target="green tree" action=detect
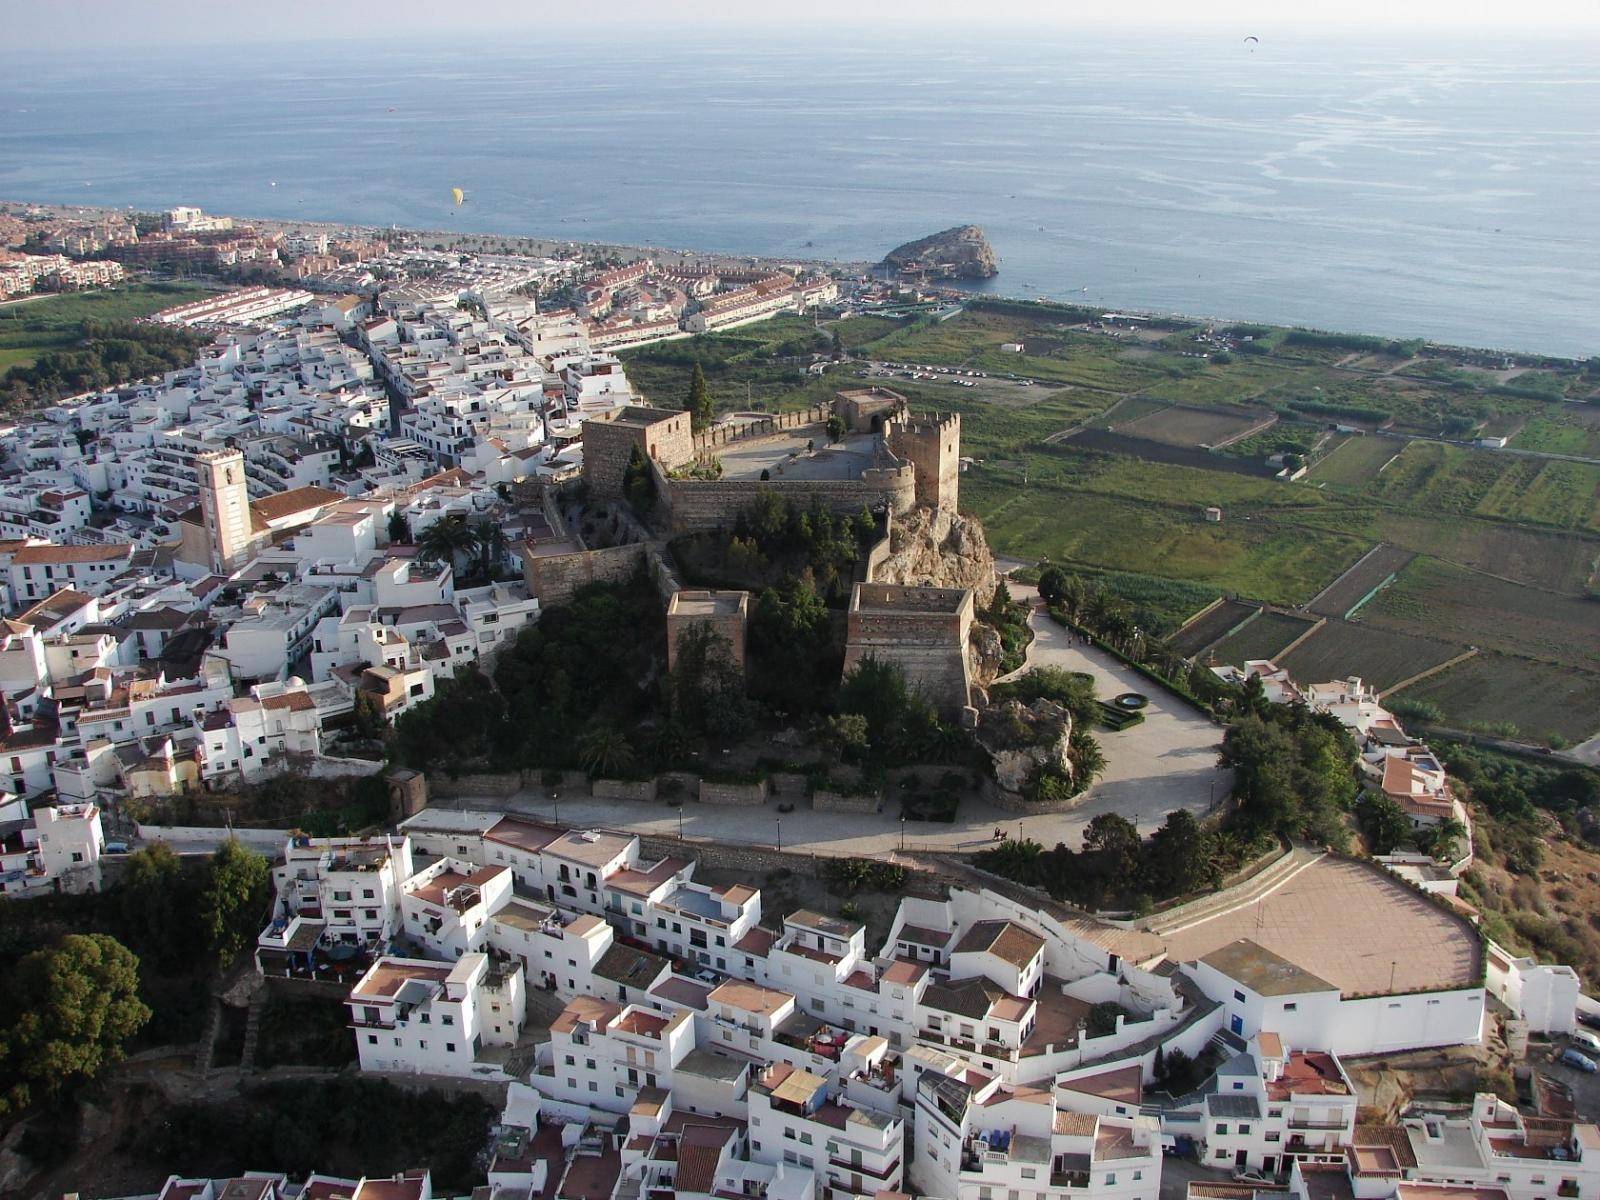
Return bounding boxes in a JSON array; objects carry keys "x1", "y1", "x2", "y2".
[
  {"x1": 386, "y1": 509, "x2": 412, "y2": 544},
  {"x1": 0, "y1": 933, "x2": 151, "y2": 1115},
  {"x1": 1067, "y1": 728, "x2": 1108, "y2": 787},
  {"x1": 1356, "y1": 793, "x2": 1412, "y2": 855},
  {"x1": 200, "y1": 840, "x2": 270, "y2": 967},
  {"x1": 117, "y1": 844, "x2": 190, "y2": 971},
  {"x1": 687, "y1": 361, "x2": 714, "y2": 432},
  {"x1": 1037, "y1": 563, "x2": 1068, "y2": 607},
  {"x1": 1143, "y1": 810, "x2": 1219, "y2": 897},
  {"x1": 415, "y1": 514, "x2": 477, "y2": 568},
  {"x1": 622, "y1": 445, "x2": 657, "y2": 516},
  {"x1": 352, "y1": 689, "x2": 389, "y2": 743},
  {"x1": 826, "y1": 415, "x2": 845, "y2": 442},
  {"x1": 579, "y1": 721, "x2": 638, "y2": 777}
]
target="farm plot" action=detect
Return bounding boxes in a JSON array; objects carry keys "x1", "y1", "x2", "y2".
[
  {"x1": 1118, "y1": 403, "x2": 1271, "y2": 448},
  {"x1": 964, "y1": 481, "x2": 1366, "y2": 607},
  {"x1": 1306, "y1": 434, "x2": 1403, "y2": 488},
  {"x1": 1306, "y1": 543, "x2": 1416, "y2": 618},
  {"x1": 1361, "y1": 557, "x2": 1600, "y2": 672},
  {"x1": 1511, "y1": 416, "x2": 1600, "y2": 458},
  {"x1": 1477, "y1": 459, "x2": 1600, "y2": 533},
  {"x1": 1061, "y1": 430, "x2": 1280, "y2": 477},
  {"x1": 1280, "y1": 617, "x2": 1462, "y2": 692},
  {"x1": 1367, "y1": 514, "x2": 1600, "y2": 595},
  {"x1": 1371, "y1": 441, "x2": 1510, "y2": 516},
  {"x1": 1092, "y1": 396, "x2": 1173, "y2": 430},
  {"x1": 1207, "y1": 610, "x2": 1321, "y2": 667},
  {"x1": 1392, "y1": 653, "x2": 1600, "y2": 744},
  {"x1": 1170, "y1": 599, "x2": 1261, "y2": 658}
]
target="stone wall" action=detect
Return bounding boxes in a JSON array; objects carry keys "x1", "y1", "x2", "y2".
[
  {"x1": 693, "y1": 404, "x2": 830, "y2": 459},
  {"x1": 699, "y1": 778, "x2": 767, "y2": 806},
  {"x1": 428, "y1": 771, "x2": 524, "y2": 798},
  {"x1": 843, "y1": 583, "x2": 975, "y2": 716},
  {"x1": 583, "y1": 406, "x2": 695, "y2": 498},
  {"x1": 593, "y1": 778, "x2": 657, "y2": 802},
  {"x1": 521, "y1": 541, "x2": 648, "y2": 606},
  {"x1": 813, "y1": 788, "x2": 882, "y2": 814},
  {"x1": 888, "y1": 412, "x2": 961, "y2": 511},
  {"x1": 655, "y1": 461, "x2": 917, "y2": 534}
]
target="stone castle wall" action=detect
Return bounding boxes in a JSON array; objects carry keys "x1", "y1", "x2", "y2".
[
  {"x1": 649, "y1": 457, "x2": 916, "y2": 534},
  {"x1": 843, "y1": 585, "x2": 975, "y2": 716},
  {"x1": 583, "y1": 407, "x2": 695, "y2": 498},
  {"x1": 693, "y1": 404, "x2": 831, "y2": 460},
  {"x1": 522, "y1": 541, "x2": 649, "y2": 606},
  {"x1": 888, "y1": 411, "x2": 961, "y2": 512}
]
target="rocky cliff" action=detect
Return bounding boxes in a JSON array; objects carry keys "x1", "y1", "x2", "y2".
[
  {"x1": 876, "y1": 507, "x2": 998, "y2": 609},
  {"x1": 975, "y1": 698, "x2": 1074, "y2": 794},
  {"x1": 878, "y1": 225, "x2": 999, "y2": 281}
]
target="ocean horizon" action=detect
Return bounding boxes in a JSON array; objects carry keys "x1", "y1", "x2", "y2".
[{"x1": 2, "y1": 28, "x2": 1597, "y2": 356}]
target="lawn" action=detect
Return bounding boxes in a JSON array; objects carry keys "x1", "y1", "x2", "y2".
[
  {"x1": 0, "y1": 281, "x2": 215, "y2": 371},
  {"x1": 1391, "y1": 652, "x2": 1600, "y2": 743},
  {"x1": 1361, "y1": 556, "x2": 1600, "y2": 672},
  {"x1": 1279, "y1": 617, "x2": 1462, "y2": 692}
]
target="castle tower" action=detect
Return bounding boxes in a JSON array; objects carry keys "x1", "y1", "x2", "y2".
[
  {"x1": 888, "y1": 412, "x2": 961, "y2": 512},
  {"x1": 195, "y1": 447, "x2": 253, "y2": 573}
]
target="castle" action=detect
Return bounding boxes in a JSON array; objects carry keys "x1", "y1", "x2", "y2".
[{"x1": 532, "y1": 388, "x2": 980, "y2": 715}]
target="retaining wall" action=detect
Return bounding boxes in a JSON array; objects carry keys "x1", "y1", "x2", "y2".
[
  {"x1": 593, "y1": 778, "x2": 657, "y2": 802},
  {"x1": 812, "y1": 789, "x2": 881, "y2": 814},
  {"x1": 521, "y1": 541, "x2": 649, "y2": 607},
  {"x1": 699, "y1": 779, "x2": 767, "y2": 806}
]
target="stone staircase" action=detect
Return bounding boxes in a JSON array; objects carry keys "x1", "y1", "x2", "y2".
[
  {"x1": 238, "y1": 992, "x2": 266, "y2": 1073},
  {"x1": 1143, "y1": 845, "x2": 1325, "y2": 939},
  {"x1": 193, "y1": 995, "x2": 223, "y2": 1073}
]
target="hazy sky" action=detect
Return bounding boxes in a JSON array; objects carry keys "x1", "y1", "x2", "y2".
[{"x1": 4, "y1": 0, "x2": 1598, "y2": 50}]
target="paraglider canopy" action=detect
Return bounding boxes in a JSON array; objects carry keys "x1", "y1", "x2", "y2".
[
  {"x1": 1243, "y1": 35, "x2": 1260, "y2": 47},
  {"x1": 451, "y1": 187, "x2": 465, "y2": 205}
]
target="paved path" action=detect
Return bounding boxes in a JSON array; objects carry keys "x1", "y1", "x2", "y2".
[{"x1": 448, "y1": 592, "x2": 1231, "y2": 855}]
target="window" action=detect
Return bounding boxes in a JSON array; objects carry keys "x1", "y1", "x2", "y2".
[
  {"x1": 1240, "y1": 1124, "x2": 1252, "y2": 1135},
  {"x1": 1233, "y1": 990, "x2": 1246, "y2": 1002},
  {"x1": 1215, "y1": 1150, "x2": 1229, "y2": 1161},
  {"x1": 1215, "y1": 1123, "x2": 1228, "y2": 1135},
  {"x1": 1106, "y1": 1174, "x2": 1116, "y2": 1186},
  {"x1": 445, "y1": 1042, "x2": 456, "y2": 1053},
  {"x1": 1283, "y1": 1002, "x2": 1297, "y2": 1012},
  {"x1": 442, "y1": 1014, "x2": 454, "y2": 1026},
  {"x1": 367, "y1": 1034, "x2": 377, "y2": 1044}
]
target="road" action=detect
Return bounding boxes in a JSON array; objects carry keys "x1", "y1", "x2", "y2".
[{"x1": 446, "y1": 592, "x2": 1230, "y2": 855}]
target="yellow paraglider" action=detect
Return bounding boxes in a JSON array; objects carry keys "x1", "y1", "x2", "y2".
[{"x1": 451, "y1": 187, "x2": 465, "y2": 206}]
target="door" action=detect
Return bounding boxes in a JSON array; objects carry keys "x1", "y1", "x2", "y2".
[
  {"x1": 1261, "y1": 1156, "x2": 1276, "y2": 1175},
  {"x1": 1235, "y1": 1150, "x2": 1248, "y2": 1168},
  {"x1": 1230, "y1": 1014, "x2": 1244, "y2": 1035}
]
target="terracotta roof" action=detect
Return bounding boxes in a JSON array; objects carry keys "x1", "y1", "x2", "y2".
[
  {"x1": 953, "y1": 919, "x2": 1046, "y2": 968},
  {"x1": 10, "y1": 543, "x2": 131, "y2": 564},
  {"x1": 675, "y1": 1125, "x2": 733, "y2": 1193},
  {"x1": 251, "y1": 485, "x2": 345, "y2": 524}
]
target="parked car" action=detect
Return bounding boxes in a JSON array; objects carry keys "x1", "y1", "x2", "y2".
[
  {"x1": 1572, "y1": 1030, "x2": 1600, "y2": 1055},
  {"x1": 1559, "y1": 1048, "x2": 1597, "y2": 1073},
  {"x1": 1578, "y1": 1009, "x2": 1600, "y2": 1031},
  {"x1": 104, "y1": 841, "x2": 129, "y2": 854}
]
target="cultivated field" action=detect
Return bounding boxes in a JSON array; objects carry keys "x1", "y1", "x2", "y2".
[
  {"x1": 1307, "y1": 434, "x2": 1404, "y2": 488},
  {"x1": 1118, "y1": 403, "x2": 1270, "y2": 448},
  {"x1": 1169, "y1": 599, "x2": 1260, "y2": 658},
  {"x1": 1306, "y1": 543, "x2": 1417, "y2": 618},
  {"x1": 1362, "y1": 557, "x2": 1600, "y2": 672},
  {"x1": 1280, "y1": 617, "x2": 1462, "y2": 692},
  {"x1": 1207, "y1": 609, "x2": 1321, "y2": 667},
  {"x1": 1392, "y1": 652, "x2": 1600, "y2": 744},
  {"x1": 0, "y1": 281, "x2": 214, "y2": 371}
]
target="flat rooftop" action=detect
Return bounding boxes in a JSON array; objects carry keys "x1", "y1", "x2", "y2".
[
  {"x1": 719, "y1": 429, "x2": 882, "y2": 482},
  {"x1": 669, "y1": 590, "x2": 747, "y2": 618},
  {"x1": 592, "y1": 404, "x2": 681, "y2": 428},
  {"x1": 1160, "y1": 856, "x2": 1481, "y2": 997},
  {"x1": 852, "y1": 582, "x2": 972, "y2": 613}
]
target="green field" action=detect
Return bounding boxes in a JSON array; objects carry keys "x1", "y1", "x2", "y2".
[
  {"x1": 0, "y1": 281, "x2": 215, "y2": 371},
  {"x1": 1362, "y1": 556, "x2": 1600, "y2": 672},
  {"x1": 621, "y1": 301, "x2": 1600, "y2": 740},
  {"x1": 1509, "y1": 416, "x2": 1600, "y2": 458},
  {"x1": 1207, "y1": 609, "x2": 1320, "y2": 666},
  {"x1": 1392, "y1": 652, "x2": 1600, "y2": 744}
]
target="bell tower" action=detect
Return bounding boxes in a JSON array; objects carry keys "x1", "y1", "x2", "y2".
[{"x1": 196, "y1": 448, "x2": 252, "y2": 573}]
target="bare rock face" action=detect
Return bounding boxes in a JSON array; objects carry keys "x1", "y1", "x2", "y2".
[
  {"x1": 968, "y1": 622, "x2": 1004, "y2": 693},
  {"x1": 975, "y1": 697, "x2": 1074, "y2": 794},
  {"x1": 876, "y1": 507, "x2": 998, "y2": 609},
  {"x1": 879, "y1": 225, "x2": 999, "y2": 281}
]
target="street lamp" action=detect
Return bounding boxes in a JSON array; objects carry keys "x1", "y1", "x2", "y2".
[
  {"x1": 677, "y1": 805, "x2": 684, "y2": 840},
  {"x1": 776, "y1": 817, "x2": 782, "y2": 851},
  {"x1": 552, "y1": 788, "x2": 560, "y2": 826},
  {"x1": 900, "y1": 814, "x2": 907, "y2": 852}
]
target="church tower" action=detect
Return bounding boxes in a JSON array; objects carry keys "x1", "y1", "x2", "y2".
[{"x1": 196, "y1": 448, "x2": 252, "y2": 573}]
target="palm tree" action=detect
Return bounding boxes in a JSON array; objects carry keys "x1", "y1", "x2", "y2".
[
  {"x1": 579, "y1": 721, "x2": 637, "y2": 778},
  {"x1": 1068, "y1": 729, "x2": 1108, "y2": 788},
  {"x1": 472, "y1": 517, "x2": 503, "y2": 578},
  {"x1": 416, "y1": 514, "x2": 477, "y2": 570},
  {"x1": 1056, "y1": 575, "x2": 1088, "y2": 622}
]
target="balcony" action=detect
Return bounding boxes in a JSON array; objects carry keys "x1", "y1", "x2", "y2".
[
  {"x1": 1289, "y1": 1117, "x2": 1351, "y2": 1131},
  {"x1": 1051, "y1": 1170, "x2": 1091, "y2": 1189}
]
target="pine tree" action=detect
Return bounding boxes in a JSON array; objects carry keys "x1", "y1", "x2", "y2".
[{"x1": 687, "y1": 361, "x2": 714, "y2": 432}]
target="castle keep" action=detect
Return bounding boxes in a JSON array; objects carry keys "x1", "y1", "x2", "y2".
[{"x1": 842, "y1": 582, "x2": 975, "y2": 717}]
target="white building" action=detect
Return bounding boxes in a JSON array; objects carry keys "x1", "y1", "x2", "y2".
[
  {"x1": 346, "y1": 952, "x2": 526, "y2": 1077},
  {"x1": 0, "y1": 796, "x2": 104, "y2": 896}
]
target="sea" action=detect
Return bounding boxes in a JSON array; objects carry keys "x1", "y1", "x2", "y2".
[{"x1": 1, "y1": 28, "x2": 1597, "y2": 357}]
